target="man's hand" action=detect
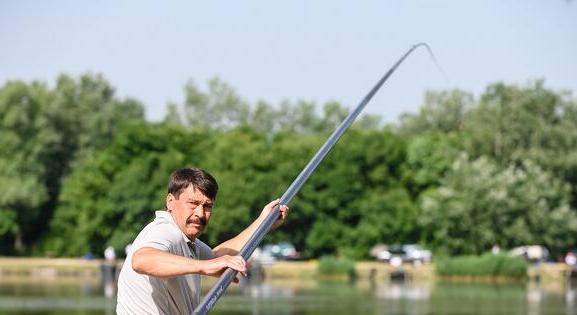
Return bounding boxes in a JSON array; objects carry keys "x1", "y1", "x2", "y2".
[
  {"x1": 260, "y1": 199, "x2": 289, "y2": 230},
  {"x1": 199, "y1": 255, "x2": 247, "y2": 283},
  {"x1": 212, "y1": 199, "x2": 290, "y2": 258}
]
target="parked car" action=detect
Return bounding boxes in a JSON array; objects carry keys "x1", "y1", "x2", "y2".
[
  {"x1": 264, "y1": 242, "x2": 301, "y2": 260},
  {"x1": 403, "y1": 244, "x2": 433, "y2": 263},
  {"x1": 251, "y1": 242, "x2": 301, "y2": 265},
  {"x1": 509, "y1": 245, "x2": 550, "y2": 263},
  {"x1": 250, "y1": 247, "x2": 277, "y2": 266},
  {"x1": 371, "y1": 244, "x2": 432, "y2": 265}
]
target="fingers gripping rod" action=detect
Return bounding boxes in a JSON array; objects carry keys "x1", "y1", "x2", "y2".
[{"x1": 194, "y1": 43, "x2": 433, "y2": 314}]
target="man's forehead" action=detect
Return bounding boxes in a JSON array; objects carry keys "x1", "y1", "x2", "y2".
[{"x1": 183, "y1": 185, "x2": 212, "y2": 201}]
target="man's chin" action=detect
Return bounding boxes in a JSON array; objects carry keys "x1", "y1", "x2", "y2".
[{"x1": 185, "y1": 226, "x2": 203, "y2": 239}]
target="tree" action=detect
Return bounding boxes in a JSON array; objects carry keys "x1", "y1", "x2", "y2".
[
  {"x1": 0, "y1": 81, "x2": 53, "y2": 253},
  {"x1": 170, "y1": 78, "x2": 250, "y2": 130},
  {"x1": 465, "y1": 80, "x2": 577, "y2": 210},
  {"x1": 299, "y1": 129, "x2": 409, "y2": 259},
  {"x1": 401, "y1": 132, "x2": 462, "y2": 198},
  {"x1": 398, "y1": 89, "x2": 473, "y2": 135},
  {"x1": 166, "y1": 77, "x2": 382, "y2": 136},
  {"x1": 419, "y1": 154, "x2": 577, "y2": 255},
  {"x1": 46, "y1": 122, "x2": 211, "y2": 256},
  {"x1": 0, "y1": 74, "x2": 144, "y2": 255},
  {"x1": 198, "y1": 127, "x2": 276, "y2": 245}
]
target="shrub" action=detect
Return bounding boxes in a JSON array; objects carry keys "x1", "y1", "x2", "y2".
[
  {"x1": 435, "y1": 254, "x2": 527, "y2": 279},
  {"x1": 318, "y1": 256, "x2": 356, "y2": 277}
]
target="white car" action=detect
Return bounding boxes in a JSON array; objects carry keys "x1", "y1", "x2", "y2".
[
  {"x1": 371, "y1": 244, "x2": 432, "y2": 265},
  {"x1": 509, "y1": 245, "x2": 550, "y2": 263}
]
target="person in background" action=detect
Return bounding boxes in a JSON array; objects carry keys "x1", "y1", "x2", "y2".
[{"x1": 104, "y1": 246, "x2": 116, "y2": 262}]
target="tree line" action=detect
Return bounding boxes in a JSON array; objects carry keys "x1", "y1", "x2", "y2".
[{"x1": 1, "y1": 74, "x2": 576, "y2": 259}]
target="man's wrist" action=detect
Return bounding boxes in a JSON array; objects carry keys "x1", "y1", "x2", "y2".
[{"x1": 189, "y1": 257, "x2": 206, "y2": 275}]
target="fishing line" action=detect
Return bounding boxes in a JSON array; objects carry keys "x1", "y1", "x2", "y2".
[{"x1": 420, "y1": 42, "x2": 450, "y2": 84}]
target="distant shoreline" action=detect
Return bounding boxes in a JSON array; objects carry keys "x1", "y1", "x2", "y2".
[
  {"x1": 0, "y1": 258, "x2": 573, "y2": 284},
  {"x1": 0, "y1": 257, "x2": 114, "y2": 278}
]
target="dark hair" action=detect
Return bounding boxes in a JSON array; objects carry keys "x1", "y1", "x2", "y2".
[{"x1": 167, "y1": 168, "x2": 218, "y2": 201}]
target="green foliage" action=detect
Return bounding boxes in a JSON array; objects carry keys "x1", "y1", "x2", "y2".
[
  {"x1": 0, "y1": 74, "x2": 144, "y2": 255},
  {"x1": 200, "y1": 128, "x2": 276, "y2": 245},
  {"x1": 398, "y1": 89, "x2": 473, "y2": 135},
  {"x1": 398, "y1": 81, "x2": 577, "y2": 255},
  {"x1": 401, "y1": 132, "x2": 462, "y2": 197},
  {"x1": 436, "y1": 254, "x2": 528, "y2": 279},
  {"x1": 318, "y1": 256, "x2": 356, "y2": 277},
  {"x1": 174, "y1": 78, "x2": 251, "y2": 130},
  {"x1": 464, "y1": 81, "x2": 577, "y2": 211},
  {"x1": 2, "y1": 74, "x2": 577, "y2": 260},
  {"x1": 45, "y1": 113, "x2": 406, "y2": 258},
  {"x1": 167, "y1": 76, "x2": 382, "y2": 135},
  {"x1": 464, "y1": 81, "x2": 577, "y2": 165},
  {"x1": 46, "y1": 122, "x2": 210, "y2": 256},
  {"x1": 301, "y1": 130, "x2": 411, "y2": 259},
  {"x1": 420, "y1": 154, "x2": 577, "y2": 255}
]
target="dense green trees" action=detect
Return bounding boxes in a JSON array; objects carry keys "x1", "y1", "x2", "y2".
[
  {"x1": 403, "y1": 80, "x2": 577, "y2": 256},
  {"x1": 0, "y1": 74, "x2": 144, "y2": 255},
  {"x1": 1, "y1": 74, "x2": 576, "y2": 259},
  {"x1": 419, "y1": 155, "x2": 577, "y2": 256}
]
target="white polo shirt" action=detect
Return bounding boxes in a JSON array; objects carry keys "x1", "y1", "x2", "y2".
[{"x1": 117, "y1": 211, "x2": 214, "y2": 315}]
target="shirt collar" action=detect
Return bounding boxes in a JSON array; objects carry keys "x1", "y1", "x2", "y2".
[{"x1": 155, "y1": 210, "x2": 196, "y2": 247}]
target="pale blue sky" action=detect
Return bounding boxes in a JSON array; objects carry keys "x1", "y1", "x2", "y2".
[{"x1": 1, "y1": 1, "x2": 576, "y2": 122}]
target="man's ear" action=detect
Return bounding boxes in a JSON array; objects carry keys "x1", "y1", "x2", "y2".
[{"x1": 166, "y1": 193, "x2": 175, "y2": 211}]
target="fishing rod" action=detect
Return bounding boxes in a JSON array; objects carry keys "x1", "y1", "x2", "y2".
[{"x1": 194, "y1": 42, "x2": 438, "y2": 315}]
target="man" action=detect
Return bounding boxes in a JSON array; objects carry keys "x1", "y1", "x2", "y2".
[{"x1": 117, "y1": 167, "x2": 288, "y2": 314}]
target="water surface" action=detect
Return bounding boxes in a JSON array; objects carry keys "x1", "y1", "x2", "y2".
[{"x1": 0, "y1": 276, "x2": 575, "y2": 314}]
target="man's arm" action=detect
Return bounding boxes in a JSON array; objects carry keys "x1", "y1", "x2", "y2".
[
  {"x1": 132, "y1": 247, "x2": 246, "y2": 279},
  {"x1": 213, "y1": 199, "x2": 288, "y2": 257}
]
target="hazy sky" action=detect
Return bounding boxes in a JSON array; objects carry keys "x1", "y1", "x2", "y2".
[{"x1": 1, "y1": 0, "x2": 576, "y2": 122}]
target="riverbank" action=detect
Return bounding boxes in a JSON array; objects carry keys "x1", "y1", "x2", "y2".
[
  {"x1": 262, "y1": 261, "x2": 575, "y2": 283},
  {"x1": 0, "y1": 258, "x2": 114, "y2": 278},
  {"x1": 0, "y1": 258, "x2": 573, "y2": 284},
  {"x1": 260, "y1": 261, "x2": 435, "y2": 281}
]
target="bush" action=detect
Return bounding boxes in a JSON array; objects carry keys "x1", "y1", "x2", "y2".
[
  {"x1": 318, "y1": 256, "x2": 356, "y2": 277},
  {"x1": 436, "y1": 254, "x2": 527, "y2": 279}
]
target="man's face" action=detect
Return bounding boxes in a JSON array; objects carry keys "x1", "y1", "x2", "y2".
[{"x1": 166, "y1": 185, "x2": 214, "y2": 240}]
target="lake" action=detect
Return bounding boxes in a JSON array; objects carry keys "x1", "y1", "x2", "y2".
[{"x1": 0, "y1": 276, "x2": 575, "y2": 314}]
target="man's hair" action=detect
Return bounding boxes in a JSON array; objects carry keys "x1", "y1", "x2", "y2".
[{"x1": 167, "y1": 168, "x2": 218, "y2": 200}]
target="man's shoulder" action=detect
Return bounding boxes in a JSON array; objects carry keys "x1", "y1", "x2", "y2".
[{"x1": 133, "y1": 212, "x2": 183, "y2": 247}]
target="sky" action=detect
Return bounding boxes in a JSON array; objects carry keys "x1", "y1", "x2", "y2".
[{"x1": 1, "y1": 0, "x2": 576, "y2": 123}]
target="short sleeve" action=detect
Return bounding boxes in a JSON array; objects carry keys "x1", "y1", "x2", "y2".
[
  {"x1": 132, "y1": 222, "x2": 180, "y2": 253},
  {"x1": 195, "y1": 239, "x2": 215, "y2": 260}
]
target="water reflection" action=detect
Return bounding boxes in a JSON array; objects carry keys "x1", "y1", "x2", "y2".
[
  {"x1": 371, "y1": 280, "x2": 432, "y2": 315},
  {"x1": 0, "y1": 274, "x2": 576, "y2": 314},
  {"x1": 375, "y1": 280, "x2": 431, "y2": 300},
  {"x1": 242, "y1": 281, "x2": 296, "y2": 299},
  {"x1": 565, "y1": 285, "x2": 577, "y2": 315}
]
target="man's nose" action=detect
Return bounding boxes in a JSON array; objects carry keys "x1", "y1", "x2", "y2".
[{"x1": 193, "y1": 203, "x2": 204, "y2": 216}]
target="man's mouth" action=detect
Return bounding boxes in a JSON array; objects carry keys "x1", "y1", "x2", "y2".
[{"x1": 187, "y1": 216, "x2": 206, "y2": 227}]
